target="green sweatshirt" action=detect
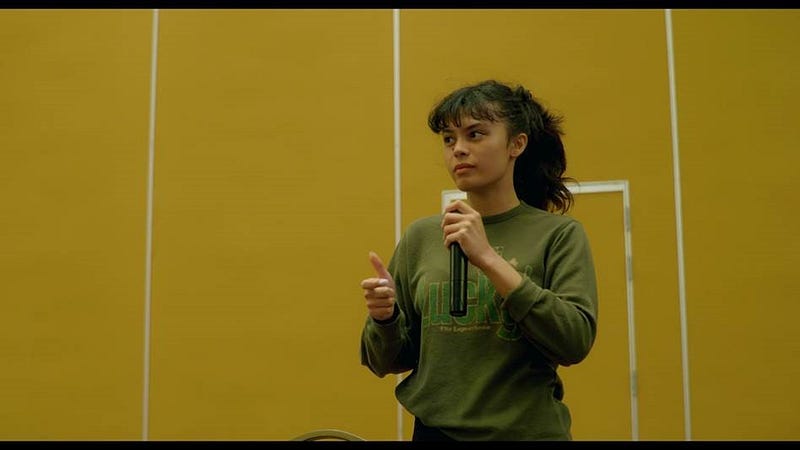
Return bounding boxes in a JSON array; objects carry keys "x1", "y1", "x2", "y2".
[{"x1": 360, "y1": 202, "x2": 598, "y2": 440}]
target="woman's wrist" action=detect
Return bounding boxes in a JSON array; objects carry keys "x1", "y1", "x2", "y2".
[{"x1": 477, "y1": 250, "x2": 523, "y2": 299}]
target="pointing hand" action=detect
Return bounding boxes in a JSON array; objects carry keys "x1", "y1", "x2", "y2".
[{"x1": 360, "y1": 251, "x2": 396, "y2": 321}]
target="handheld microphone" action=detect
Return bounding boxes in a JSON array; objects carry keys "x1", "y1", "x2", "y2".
[{"x1": 450, "y1": 242, "x2": 468, "y2": 317}]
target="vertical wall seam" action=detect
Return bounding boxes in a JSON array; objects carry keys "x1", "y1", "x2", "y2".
[
  {"x1": 142, "y1": 8, "x2": 160, "y2": 442},
  {"x1": 392, "y1": 8, "x2": 404, "y2": 442},
  {"x1": 621, "y1": 180, "x2": 639, "y2": 441},
  {"x1": 664, "y1": 9, "x2": 692, "y2": 441}
]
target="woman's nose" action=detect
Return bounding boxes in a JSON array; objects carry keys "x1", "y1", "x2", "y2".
[{"x1": 452, "y1": 139, "x2": 468, "y2": 156}]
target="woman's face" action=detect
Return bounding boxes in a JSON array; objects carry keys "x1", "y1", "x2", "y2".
[{"x1": 441, "y1": 115, "x2": 525, "y2": 194}]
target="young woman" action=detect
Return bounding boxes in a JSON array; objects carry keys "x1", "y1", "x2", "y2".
[{"x1": 359, "y1": 80, "x2": 598, "y2": 441}]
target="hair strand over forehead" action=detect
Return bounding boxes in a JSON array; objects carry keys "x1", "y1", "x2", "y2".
[{"x1": 428, "y1": 84, "x2": 503, "y2": 133}]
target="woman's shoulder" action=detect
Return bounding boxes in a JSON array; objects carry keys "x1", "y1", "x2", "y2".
[
  {"x1": 519, "y1": 202, "x2": 575, "y2": 222},
  {"x1": 518, "y1": 203, "x2": 585, "y2": 233}
]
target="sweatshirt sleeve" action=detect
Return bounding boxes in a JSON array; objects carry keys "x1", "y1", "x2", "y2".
[
  {"x1": 359, "y1": 233, "x2": 419, "y2": 377},
  {"x1": 502, "y1": 219, "x2": 599, "y2": 366}
]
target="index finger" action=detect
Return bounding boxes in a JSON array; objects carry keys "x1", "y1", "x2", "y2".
[
  {"x1": 368, "y1": 251, "x2": 392, "y2": 280},
  {"x1": 444, "y1": 199, "x2": 473, "y2": 214}
]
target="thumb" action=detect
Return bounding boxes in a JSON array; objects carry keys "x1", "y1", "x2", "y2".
[{"x1": 368, "y1": 251, "x2": 393, "y2": 284}]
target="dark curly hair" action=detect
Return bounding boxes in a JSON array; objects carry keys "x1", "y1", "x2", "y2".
[{"x1": 427, "y1": 80, "x2": 574, "y2": 214}]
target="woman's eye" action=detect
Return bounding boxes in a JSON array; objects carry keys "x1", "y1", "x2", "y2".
[
  {"x1": 470, "y1": 130, "x2": 485, "y2": 138},
  {"x1": 443, "y1": 136, "x2": 454, "y2": 145}
]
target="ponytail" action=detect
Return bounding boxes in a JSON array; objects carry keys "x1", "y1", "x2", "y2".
[{"x1": 512, "y1": 86, "x2": 574, "y2": 214}]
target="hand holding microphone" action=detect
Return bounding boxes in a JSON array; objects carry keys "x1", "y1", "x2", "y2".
[{"x1": 442, "y1": 200, "x2": 490, "y2": 318}]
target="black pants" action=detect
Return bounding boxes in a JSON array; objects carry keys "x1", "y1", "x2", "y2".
[{"x1": 412, "y1": 417, "x2": 457, "y2": 441}]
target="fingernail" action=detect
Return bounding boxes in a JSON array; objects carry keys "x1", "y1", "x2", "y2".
[{"x1": 378, "y1": 279, "x2": 389, "y2": 286}]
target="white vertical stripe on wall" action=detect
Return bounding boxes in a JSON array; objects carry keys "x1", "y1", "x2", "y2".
[
  {"x1": 664, "y1": 9, "x2": 692, "y2": 441},
  {"x1": 392, "y1": 8, "x2": 405, "y2": 442},
  {"x1": 142, "y1": 8, "x2": 160, "y2": 442}
]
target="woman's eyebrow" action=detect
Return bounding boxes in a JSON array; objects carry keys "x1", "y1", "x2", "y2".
[{"x1": 443, "y1": 122, "x2": 487, "y2": 133}]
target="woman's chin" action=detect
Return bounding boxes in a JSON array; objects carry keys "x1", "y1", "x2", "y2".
[{"x1": 452, "y1": 178, "x2": 473, "y2": 192}]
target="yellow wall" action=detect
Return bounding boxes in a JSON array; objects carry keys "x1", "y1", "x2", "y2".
[
  {"x1": 0, "y1": 8, "x2": 797, "y2": 441},
  {"x1": 672, "y1": 10, "x2": 800, "y2": 440},
  {"x1": 0, "y1": 10, "x2": 152, "y2": 439},
  {"x1": 147, "y1": 10, "x2": 396, "y2": 440}
]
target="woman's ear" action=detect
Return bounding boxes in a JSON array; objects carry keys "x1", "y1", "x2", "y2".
[{"x1": 510, "y1": 133, "x2": 528, "y2": 158}]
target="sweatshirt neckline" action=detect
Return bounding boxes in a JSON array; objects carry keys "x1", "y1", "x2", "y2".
[{"x1": 482, "y1": 201, "x2": 534, "y2": 224}]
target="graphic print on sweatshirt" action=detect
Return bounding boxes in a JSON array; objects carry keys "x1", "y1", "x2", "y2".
[{"x1": 419, "y1": 246, "x2": 534, "y2": 341}]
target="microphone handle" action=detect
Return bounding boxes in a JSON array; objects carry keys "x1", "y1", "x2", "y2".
[{"x1": 450, "y1": 243, "x2": 468, "y2": 317}]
